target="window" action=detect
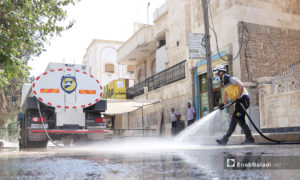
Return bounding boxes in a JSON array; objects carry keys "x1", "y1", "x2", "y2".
[
  {"x1": 157, "y1": 35, "x2": 166, "y2": 49},
  {"x1": 127, "y1": 65, "x2": 135, "y2": 74},
  {"x1": 105, "y1": 63, "x2": 114, "y2": 73}
]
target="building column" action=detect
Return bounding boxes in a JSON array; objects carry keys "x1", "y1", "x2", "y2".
[{"x1": 257, "y1": 77, "x2": 273, "y2": 129}]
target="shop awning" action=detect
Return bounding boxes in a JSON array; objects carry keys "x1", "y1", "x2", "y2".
[{"x1": 104, "y1": 99, "x2": 161, "y2": 115}]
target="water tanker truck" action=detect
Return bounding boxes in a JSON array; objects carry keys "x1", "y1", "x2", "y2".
[{"x1": 19, "y1": 63, "x2": 111, "y2": 148}]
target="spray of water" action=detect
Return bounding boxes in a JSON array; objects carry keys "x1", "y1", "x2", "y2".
[
  {"x1": 174, "y1": 110, "x2": 222, "y2": 142},
  {"x1": 35, "y1": 110, "x2": 223, "y2": 154},
  {"x1": 62, "y1": 110, "x2": 223, "y2": 153}
]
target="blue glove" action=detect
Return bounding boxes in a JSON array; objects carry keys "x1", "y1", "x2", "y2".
[{"x1": 218, "y1": 103, "x2": 225, "y2": 110}]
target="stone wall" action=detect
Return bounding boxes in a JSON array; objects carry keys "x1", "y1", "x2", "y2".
[
  {"x1": 265, "y1": 90, "x2": 300, "y2": 128},
  {"x1": 239, "y1": 22, "x2": 300, "y2": 82},
  {"x1": 191, "y1": 0, "x2": 300, "y2": 81},
  {"x1": 258, "y1": 75, "x2": 300, "y2": 131}
]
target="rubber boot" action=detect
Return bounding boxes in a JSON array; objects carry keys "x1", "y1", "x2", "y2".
[{"x1": 216, "y1": 136, "x2": 228, "y2": 145}]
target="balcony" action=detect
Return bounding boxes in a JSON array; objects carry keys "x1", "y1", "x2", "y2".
[
  {"x1": 117, "y1": 25, "x2": 156, "y2": 65},
  {"x1": 127, "y1": 60, "x2": 186, "y2": 99}
]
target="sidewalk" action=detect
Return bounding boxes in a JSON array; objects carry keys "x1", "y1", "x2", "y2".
[
  {"x1": 189, "y1": 132, "x2": 300, "y2": 145},
  {"x1": 0, "y1": 140, "x2": 18, "y2": 148}
]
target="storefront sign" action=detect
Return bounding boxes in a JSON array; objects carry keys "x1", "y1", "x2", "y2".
[
  {"x1": 188, "y1": 33, "x2": 206, "y2": 59},
  {"x1": 103, "y1": 80, "x2": 127, "y2": 99}
]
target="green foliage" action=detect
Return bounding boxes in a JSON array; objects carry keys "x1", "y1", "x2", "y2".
[
  {"x1": 0, "y1": 110, "x2": 18, "y2": 142},
  {"x1": 0, "y1": 0, "x2": 78, "y2": 88}
]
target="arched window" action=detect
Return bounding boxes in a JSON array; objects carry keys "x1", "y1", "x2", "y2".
[
  {"x1": 127, "y1": 65, "x2": 135, "y2": 74},
  {"x1": 105, "y1": 63, "x2": 114, "y2": 73}
]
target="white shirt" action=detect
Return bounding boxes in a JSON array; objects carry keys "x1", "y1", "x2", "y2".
[
  {"x1": 171, "y1": 111, "x2": 180, "y2": 122},
  {"x1": 187, "y1": 106, "x2": 195, "y2": 121}
]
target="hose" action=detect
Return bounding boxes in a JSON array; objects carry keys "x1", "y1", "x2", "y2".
[
  {"x1": 36, "y1": 98, "x2": 62, "y2": 147},
  {"x1": 238, "y1": 102, "x2": 281, "y2": 143},
  {"x1": 239, "y1": 102, "x2": 300, "y2": 144}
]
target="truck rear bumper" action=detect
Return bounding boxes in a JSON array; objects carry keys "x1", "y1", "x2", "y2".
[{"x1": 30, "y1": 129, "x2": 111, "y2": 134}]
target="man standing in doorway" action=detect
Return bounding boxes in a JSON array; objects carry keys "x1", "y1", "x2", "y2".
[
  {"x1": 213, "y1": 65, "x2": 255, "y2": 145},
  {"x1": 171, "y1": 107, "x2": 180, "y2": 128},
  {"x1": 187, "y1": 102, "x2": 196, "y2": 126}
]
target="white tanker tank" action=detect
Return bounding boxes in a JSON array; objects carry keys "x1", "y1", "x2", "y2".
[{"x1": 19, "y1": 63, "x2": 111, "y2": 148}]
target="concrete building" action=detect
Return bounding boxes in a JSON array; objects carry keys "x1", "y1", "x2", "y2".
[
  {"x1": 116, "y1": 0, "x2": 300, "y2": 138},
  {"x1": 117, "y1": 1, "x2": 193, "y2": 136},
  {"x1": 191, "y1": 0, "x2": 300, "y2": 136},
  {"x1": 83, "y1": 39, "x2": 135, "y2": 87}
]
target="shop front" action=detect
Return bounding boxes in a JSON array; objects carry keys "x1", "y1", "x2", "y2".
[{"x1": 194, "y1": 51, "x2": 232, "y2": 133}]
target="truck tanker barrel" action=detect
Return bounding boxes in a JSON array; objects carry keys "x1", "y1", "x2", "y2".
[{"x1": 19, "y1": 63, "x2": 111, "y2": 148}]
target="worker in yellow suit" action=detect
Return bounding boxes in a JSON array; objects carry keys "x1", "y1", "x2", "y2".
[{"x1": 213, "y1": 65, "x2": 255, "y2": 145}]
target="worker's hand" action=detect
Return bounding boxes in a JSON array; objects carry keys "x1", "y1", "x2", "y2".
[{"x1": 218, "y1": 103, "x2": 225, "y2": 110}]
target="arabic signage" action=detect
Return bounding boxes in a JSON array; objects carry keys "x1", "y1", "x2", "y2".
[
  {"x1": 103, "y1": 80, "x2": 127, "y2": 99},
  {"x1": 188, "y1": 33, "x2": 206, "y2": 59}
]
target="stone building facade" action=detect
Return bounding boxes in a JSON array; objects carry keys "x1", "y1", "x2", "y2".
[
  {"x1": 117, "y1": 0, "x2": 300, "y2": 137},
  {"x1": 117, "y1": 1, "x2": 194, "y2": 136},
  {"x1": 191, "y1": 0, "x2": 300, "y2": 135},
  {"x1": 82, "y1": 39, "x2": 135, "y2": 87}
]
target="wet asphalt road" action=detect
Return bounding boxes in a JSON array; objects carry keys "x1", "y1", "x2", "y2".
[{"x1": 1, "y1": 140, "x2": 300, "y2": 180}]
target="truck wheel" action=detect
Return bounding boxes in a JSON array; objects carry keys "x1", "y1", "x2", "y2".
[
  {"x1": 29, "y1": 140, "x2": 48, "y2": 148},
  {"x1": 19, "y1": 112, "x2": 39, "y2": 148},
  {"x1": 19, "y1": 115, "x2": 27, "y2": 148}
]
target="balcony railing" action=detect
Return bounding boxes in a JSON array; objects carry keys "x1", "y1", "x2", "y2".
[{"x1": 127, "y1": 60, "x2": 186, "y2": 99}]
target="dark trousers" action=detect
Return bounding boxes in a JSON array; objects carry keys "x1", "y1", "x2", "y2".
[
  {"x1": 172, "y1": 121, "x2": 176, "y2": 128},
  {"x1": 188, "y1": 119, "x2": 194, "y2": 126},
  {"x1": 224, "y1": 97, "x2": 253, "y2": 140},
  {"x1": 171, "y1": 120, "x2": 186, "y2": 136}
]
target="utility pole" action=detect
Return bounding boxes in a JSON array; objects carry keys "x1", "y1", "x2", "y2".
[
  {"x1": 147, "y1": 2, "x2": 150, "y2": 24},
  {"x1": 201, "y1": 0, "x2": 214, "y2": 112}
]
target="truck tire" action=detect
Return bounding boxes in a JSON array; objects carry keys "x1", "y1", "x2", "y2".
[
  {"x1": 19, "y1": 111, "x2": 48, "y2": 149},
  {"x1": 19, "y1": 117, "x2": 29, "y2": 148}
]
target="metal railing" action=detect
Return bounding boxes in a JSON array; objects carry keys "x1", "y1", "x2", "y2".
[{"x1": 127, "y1": 60, "x2": 186, "y2": 99}]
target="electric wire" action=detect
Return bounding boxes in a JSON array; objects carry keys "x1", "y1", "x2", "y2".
[
  {"x1": 206, "y1": 1, "x2": 298, "y2": 145},
  {"x1": 208, "y1": 2, "x2": 252, "y2": 81},
  {"x1": 243, "y1": 25, "x2": 251, "y2": 81},
  {"x1": 207, "y1": 3, "x2": 249, "y2": 62}
]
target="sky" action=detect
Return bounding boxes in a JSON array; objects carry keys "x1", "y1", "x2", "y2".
[{"x1": 28, "y1": 0, "x2": 165, "y2": 77}]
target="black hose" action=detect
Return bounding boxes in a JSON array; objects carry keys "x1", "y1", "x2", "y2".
[
  {"x1": 215, "y1": 100, "x2": 237, "y2": 110},
  {"x1": 239, "y1": 102, "x2": 300, "y2": 144},
  {"x1": 239, "y1": 103, "x2": 281, "y2": 143}
]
